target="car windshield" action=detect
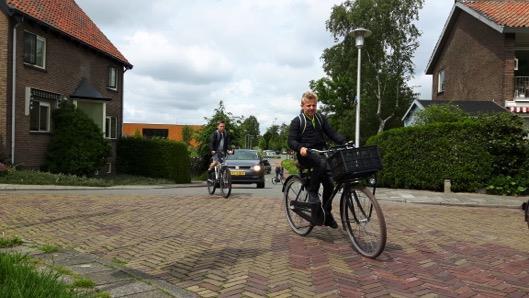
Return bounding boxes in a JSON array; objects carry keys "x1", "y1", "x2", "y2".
[{"x1": 227, "y1": 151, "x2": 259, "y2": 160}]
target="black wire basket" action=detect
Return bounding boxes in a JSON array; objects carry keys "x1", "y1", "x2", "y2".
[{"x1": 327, "y1": 145, "x2": 382, "y2": 182}]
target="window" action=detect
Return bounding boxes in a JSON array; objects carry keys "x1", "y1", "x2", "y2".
[
  {"x1": 27, "y1": 88, "x2": 60, "y2": 132},
  {"x1": 142, "y1": 128, "x2": 168, "y2": 139},
  {"x1": 30, "y1": 100, "x2": 50, "y2": 132},
  {"x1": 108, "y1": 66, "x2": 117, "y2": 89},
  {"x1": 438, "y1": 69, "x2": 446, "y2": 93},
  {"x1": 105, "y1": 116, "x2": 118, "y2": 139},
  {"x1": 24, "y1": 31, "x2": 46, "y2": 68}
]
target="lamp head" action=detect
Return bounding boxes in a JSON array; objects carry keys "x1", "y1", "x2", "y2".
[{"x1": 351, "y1": 28, "x2": 371, "y2": 48}]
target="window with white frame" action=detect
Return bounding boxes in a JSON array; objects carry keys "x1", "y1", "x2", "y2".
[
  {"x1": 28, "y1": 88, "x2": 61, "y2": 132},
  {"x1": 30, "y1": 100, "x2": 50, "y2": 132},
  {"x1": 24, "y1": 31, "x2": 46, "y2": 68},
  {"x1": 105, "y1": 116, "x2": 118, "y2": 139},
  {"x1": 438, "y1": 69, "x2": 446, "y2": 93},
  {"x1": 108, "y1": 66, "x2": 117, "y2": 89}
]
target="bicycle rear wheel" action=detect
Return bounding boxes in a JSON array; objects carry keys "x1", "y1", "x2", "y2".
[
  {"x1": 220, "y1": 168, "x2": 232, "y2": 198},
  {"x1": 340, "y1": 186, "x2": 386, "y2": 258},
  {"x1": 284, "y1": 176, "x2": 313, "y2": 236}
]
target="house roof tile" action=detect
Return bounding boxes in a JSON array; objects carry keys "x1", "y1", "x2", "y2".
[
  {"x1": 6, "y1": 0, "x2": 131, "y2": 67},
  {"x1": 461, "y1": 0, "x2": 529, "y2": 28}
]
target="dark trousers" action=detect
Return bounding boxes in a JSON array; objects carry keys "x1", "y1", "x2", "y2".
[{"x1": 299, "y1": 153, "x2": 334, "y2": 211}]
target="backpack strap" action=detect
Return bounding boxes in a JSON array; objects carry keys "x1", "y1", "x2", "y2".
[{"x1": 298, "y1": 113, "x2": 307, "y2": 135}]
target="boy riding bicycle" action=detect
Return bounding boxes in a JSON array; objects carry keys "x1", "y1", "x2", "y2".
[
  {"x1": 287, "y1": 91, "x2": 346, "y2": 228},
  {"x1": 208, "y1": 121, "x2": 232, "y2": 179}
]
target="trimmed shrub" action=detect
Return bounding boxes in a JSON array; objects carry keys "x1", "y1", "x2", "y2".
[
  {"x1": 414, "y1": 104, "x2": 468, "y2": 125},
  {"x1": 368, "y1": 121, "x2": 492, "y2": 192},
  {"x1": 117, "y1": 137, "x2": 191, "y2": 183},
  {"x1": 45, "y1": 101, "x2": 111, "y2": 176},
  {"x1": 368, "y1": 113, "x2": 529, "y2": 193},
  {"x1": 475, "y1": 113, "x2": 529, "y2": 177},
  {"x1": 486, "y1": 175, "x2": 529, "y2": 196}
]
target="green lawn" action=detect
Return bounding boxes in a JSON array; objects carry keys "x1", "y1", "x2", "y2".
[{"x1": 0, "y1": 170, "x2": 175, "y2": 187}]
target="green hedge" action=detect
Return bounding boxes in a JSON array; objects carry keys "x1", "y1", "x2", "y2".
[
  {"x1": 368, "y1": 121, "x2": 492, "y2": 191},
  {"x1": 367, "y1": 113, "x2": 529, "y2": 192},
  {"x1": 117, "y1": 137, "x2": 191, "y2": 183}
]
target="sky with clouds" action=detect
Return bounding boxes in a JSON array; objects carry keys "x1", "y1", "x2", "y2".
[{"x1": 76, "y1": 0, "x2": 454, "y2": 132}]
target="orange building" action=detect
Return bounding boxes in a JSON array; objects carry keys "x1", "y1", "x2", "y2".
[{"x1": 122, "y1": 123, "x2": 203, "y2": 147}]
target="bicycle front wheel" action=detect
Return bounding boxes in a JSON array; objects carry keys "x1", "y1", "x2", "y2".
[
  {"x1": 341, "y1": 186, "x2": 386, "y2": 258},
  {"x1": 284, "y1": 176, "x2": 313, "y2": 236},
  {"x1": 220, "y1": 168, "x2": 232, "y2": 198},
  {"x1": 207, "y1": 172, "x2": 216, "y2": 195}
]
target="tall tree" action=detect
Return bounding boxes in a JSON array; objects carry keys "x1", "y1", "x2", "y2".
[
  {"x1": 182, "y1": 125, "x2": 194, "y2": 147},
  {"x1": 261, "y1": 123, "x2": 289, "y2": 151},
  {"x1": 239, "y1": 116, "x2": 260, "y2": 149},
  {"x1": 195, "y1": 101, "x2": 242, "y2": 170},
  {"x1": 311, "y1": 0, "x2": 423, "y2": 143}
]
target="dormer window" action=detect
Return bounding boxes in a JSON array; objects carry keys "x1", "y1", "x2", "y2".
[
  {"x1": 23, "y1": 31, "x2": 46, "y2": 69},
  {"x1": 108, "y1": 66, "x2": 117, "y2": 90},
  {"x1": 438, "y1": 69, "x2": 446, "y2": 94}
]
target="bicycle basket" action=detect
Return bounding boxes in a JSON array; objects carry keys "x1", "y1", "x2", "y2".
[{"x1": 327, "y1": 145, "x2": 382, "y2": 182}]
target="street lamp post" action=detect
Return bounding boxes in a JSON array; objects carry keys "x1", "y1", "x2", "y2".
[{"x1": 351, "y1": 27, "x2": 371, "y2": 147}]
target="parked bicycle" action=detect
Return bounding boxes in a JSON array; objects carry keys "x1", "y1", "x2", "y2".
[
  {"x1": 283, "y1": 144, "x2": 386, "y2": 258},
  {"x1": 207, "y1": 152, "x2": 232, "y2": 198}
]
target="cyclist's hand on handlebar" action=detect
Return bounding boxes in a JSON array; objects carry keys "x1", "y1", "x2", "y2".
[
  {"x1": 300, "y1": 147, "x2": 309, "y2": 157},
  {"x1": 345, "y1": 140, "x2": 355, "y2": 147},
  {"x1": 211, "y1": 150, "x2": 216, "y2": 155},
  {"x1": 227, "y1": 150, "x2": 233, "y2": 155}
]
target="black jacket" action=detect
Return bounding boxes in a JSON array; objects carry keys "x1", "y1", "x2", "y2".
[
  {"x1": 288, "y1": 112, "x2": 345, "y2": 152},
  {"x1": 209, "y1": 130, "x2": 230, "y2": 153}
]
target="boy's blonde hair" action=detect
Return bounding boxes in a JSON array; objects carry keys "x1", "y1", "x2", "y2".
[{"x1": 301, "y1": 91, "x2": 318, "y2": 105}]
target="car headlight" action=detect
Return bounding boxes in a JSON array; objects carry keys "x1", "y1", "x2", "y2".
[{"x1": 252, "y1": 165, "x2": 262, "y2": 172}]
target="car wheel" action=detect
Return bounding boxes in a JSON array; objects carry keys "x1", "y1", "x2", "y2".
[{"x1": 257, "y1": 180, "x2": 265, "y2": 188}]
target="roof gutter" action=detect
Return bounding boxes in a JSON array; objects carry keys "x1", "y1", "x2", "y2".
[{"x1": 11, "y1": 17, "x2": 21, "y2": 165}]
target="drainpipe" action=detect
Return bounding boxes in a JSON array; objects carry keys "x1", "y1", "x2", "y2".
[{"x1": 11, "y1": 20, "x2": 21, "y2": 165}]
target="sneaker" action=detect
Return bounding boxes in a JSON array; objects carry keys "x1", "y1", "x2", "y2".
[{"x1": 324, "y1": 213, "x2": 338, "y2": 229}]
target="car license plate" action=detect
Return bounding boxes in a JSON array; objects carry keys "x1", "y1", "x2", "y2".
[{"x1": 230, "y1": 170, "x2": 245, "y2": 176}]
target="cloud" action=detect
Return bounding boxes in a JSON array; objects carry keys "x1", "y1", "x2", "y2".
[
  {"x1": 123, "y1": 31, "x2": 233, "y2": 84},
  {"x1": 75, "y1": 0, "x2": 454, "y2": 132}
]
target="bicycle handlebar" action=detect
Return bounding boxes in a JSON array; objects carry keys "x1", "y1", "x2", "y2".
[{"x1": 308, "y1": 142, "x2": 356, "y2": 155}]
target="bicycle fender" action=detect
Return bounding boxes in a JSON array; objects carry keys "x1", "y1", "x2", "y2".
[{"x1": 282, "y1": 175, "x2": 297, "y2": 193}]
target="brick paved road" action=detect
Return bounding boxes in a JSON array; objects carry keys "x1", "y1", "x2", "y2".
[{"x1": 1, "y1": 191, "x2": 528, "y2": 297}]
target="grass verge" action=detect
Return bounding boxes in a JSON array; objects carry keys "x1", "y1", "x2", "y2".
[
  {"x1": 0, "y1": 170, "x2": 175, "y2": 187},
  {"x1": 0, "y1": 252, "x2": 91, "y2": 298},
  {"x1": 0, "y1": 235, "x2": 23, "y2": 248}
]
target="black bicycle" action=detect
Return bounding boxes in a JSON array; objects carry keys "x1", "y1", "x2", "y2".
[
  {"x1": 207, "y1": 153, "x2": 232, "y2": 198},
  {"x1": 283, "y1": 144, "x2": 387, "y2": 258}
]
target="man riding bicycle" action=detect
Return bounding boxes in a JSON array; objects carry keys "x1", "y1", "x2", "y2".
[
  {"x1": 208, "y1": 121, "x2": 232, "y2": 178},
  {"x1": 287, "y1": 91, "x2": 346, "y2": 229}
]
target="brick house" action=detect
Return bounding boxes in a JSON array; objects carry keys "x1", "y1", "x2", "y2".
[
  {"x1": 122, "y1": 123, "x2": 203, "y2": 148},
  {"x1": 0, "y1": 0, "x2": 132, "y2": 170},
  {"x1": 425, "y1": 0, "x2": 529, "y2": 122}
]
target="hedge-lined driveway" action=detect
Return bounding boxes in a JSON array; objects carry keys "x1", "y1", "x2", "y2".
[{"x1": 1, "y1": 191, "x2": 528, "y2": 297}]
